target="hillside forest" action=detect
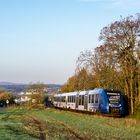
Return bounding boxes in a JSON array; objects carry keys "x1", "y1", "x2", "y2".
[{"x1": 61, "y1": 14, "x2": 140, "y2": 115}]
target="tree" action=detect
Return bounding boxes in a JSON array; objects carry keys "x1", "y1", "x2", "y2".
[
  {"x1": 76, "y1": 14, "x2": 140, "y2": 114},
  {"x1": 77, "y1": 47, "x2": 121, "y2": 89},
  {"x1": 137, "y1": 39, "x2": 140, "y2": 103},
  {"x1": 61, "y1": 68, "x2": 96, "y2": 93},
  {"x1": 63, "y1": 14, "x2": 139, "y2": 114},
  {"x1": 27, "y1": 83, "x2": 46, "y2": 104},
  {"x1": 99, "y1": 14, "x2": 140, "y2": 114},
  {"x1": 61, "y1": 75, "x2": 78, "y2": 92},
  {"x1": 0, "y1": 90, "x2": 14, "y2": 106}
]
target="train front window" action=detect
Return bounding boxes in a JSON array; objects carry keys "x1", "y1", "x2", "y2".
[{"x1": 107, "y1": 92, "x2": 120, "y2": 104}]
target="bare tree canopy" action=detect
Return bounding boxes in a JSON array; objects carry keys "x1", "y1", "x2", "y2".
[{"x1": 62, "y1": 14, "x2": 140, "y2": 114}]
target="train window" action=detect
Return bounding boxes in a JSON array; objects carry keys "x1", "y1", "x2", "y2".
[
  {"x1": 65, "y1": 95, "x2": 75, "y2": 103},
  {"x1": 73, "y1": 96, "x2": 75, "y2": 103},
  {"x1": 107, "y1": 92, "x2": 120, "y2": 104},
  {"x1": 72, "y1": 96, "x2": 73, "y2": 103},
  {"x1": 57, "y1": 97, "x2": 60, "y2": 102},
  {"x1": 60, "y1": 97, "x2": 62, "y2": 102},
  {"x1": 92, "y1": 94, "x2": 95, "y2": 103},
  {"x1": 89, "y1": 95, "x2": 91, "y2": 103},
  {"x1": 73, "y1": 96, "x2": 75, "y2": 102},
  {"x1": 80, "y1": 95, "x2": 82, "y2": 105},
  {"x1": 79, "y1": 95, "x2": 81, "y2": 105},
  {"x1": 95, "y1": 94, "x2": 99, "y2": 103},
  {"x1": 89, "y1": 95, "x2": 92, "y2": 103},
  {"x1": 82, "y1": 95, "x2": 84, "y2": 105},
  {"x1": 62, "y1": 96, "x2": 66, "y2": 102},
  {"x1": 69, "y1": 96, "x2": 75, "y2": 103},
  {"x1": 70, "y1": 96, "x2": 71, "y2": 102}
]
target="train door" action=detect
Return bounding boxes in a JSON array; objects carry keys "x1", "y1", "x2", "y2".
[
  {"x1": 84, "y1": 93, "x2": 88, "y2": 110},
  {"x1": 75, "y1": 94, "x2": 79, "y2": 109}
]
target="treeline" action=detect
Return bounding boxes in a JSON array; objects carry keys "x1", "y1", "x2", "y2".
[{"x1": 61, "y1": 14, "x2": 140, "y2": 114}]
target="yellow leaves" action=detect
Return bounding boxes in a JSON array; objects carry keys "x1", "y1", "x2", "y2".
[{"x1": 0, "y1": 91, "x2": 12, "y2": 102}]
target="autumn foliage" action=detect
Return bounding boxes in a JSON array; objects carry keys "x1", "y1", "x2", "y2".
[
  {"x1": 0, "y1": 90, "x2": 14, "y2": 106},
  {"x1": 61, "y1": 14, "x2": 140, "y2": 114}
]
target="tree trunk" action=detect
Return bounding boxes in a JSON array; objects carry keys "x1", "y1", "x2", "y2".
[
  {"x1": 138, "y1": 74, "x2": 140, "y2": 104},
  {"x1": 130, "y1": 69, "x2": 135, "y2": 114}
]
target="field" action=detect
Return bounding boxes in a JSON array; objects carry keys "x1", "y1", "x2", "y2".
[{"x1": 0, "y1": 107, "x2": 140, "y2": 140}]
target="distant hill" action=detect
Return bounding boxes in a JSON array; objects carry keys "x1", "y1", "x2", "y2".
[
  {"x1": 0, "y1": 84, "x2": 28, "y2": 93},
  {"x1": 0, "y1": 82, "x2": 62, "y2": 94},
  {"x1": 47, "y1": 84, "x2": 62, "y2": 89},
  {"x1": 0, "y1": 82, "x2": 21, "y2": 85}
]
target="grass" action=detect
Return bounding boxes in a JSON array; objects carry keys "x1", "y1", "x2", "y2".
[
  {"x1": 0, "y1": 107, "x2": 140, "y2": 140},
  {"x1": 31, "y1": 108, "x2": 140, "y2": 140},
  {"x1": 134, "y1": 107, "x2": 140, "y2": 120},
  {"x1": 0, "y1": 108, "x2": 38, "y2": 140}
]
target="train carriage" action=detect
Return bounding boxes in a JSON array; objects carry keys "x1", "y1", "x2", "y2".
[
  {"x1": 66, "y1": 92, "x2": 77, "y2": 109},
  {"x1": 77, "y1": 91, "x2": 86, "y2": 111},
  {"x1": 53, "y1": 88, "x2": 125, "y2": 116},
  {"x1": 54, "y1": 93, "x2": 67, "y2": 108},
  {"x1": 88, "y1": 89, "x2": 101, "y2": 112}
]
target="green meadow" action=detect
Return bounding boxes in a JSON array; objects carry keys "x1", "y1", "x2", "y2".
[{"x1": 0, "y1": 107, "x2": 140, "y2": 140}]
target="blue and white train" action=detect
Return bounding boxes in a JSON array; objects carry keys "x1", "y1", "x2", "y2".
[{"x1": 53, "y1": 88, "x2": 125, "y2": 116}]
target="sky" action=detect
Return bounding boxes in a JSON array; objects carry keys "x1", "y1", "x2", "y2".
[{"x1": 0, "y1": 0, "x2": 140, "y2": 84}]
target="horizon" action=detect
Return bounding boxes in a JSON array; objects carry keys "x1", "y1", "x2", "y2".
[
  {"x1": 0, "y1": 81, "x2": 63, "y2": 85},
  {"x1": 0, "y1": 0, "x2": 140, "y2": 84}
]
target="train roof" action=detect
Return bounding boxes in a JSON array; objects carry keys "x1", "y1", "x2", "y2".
[
  {"x1": 88, "y1": 88, "x2": 121, "y2": 94},
  {"x1": 64, "y1": 92, "x2": 78, "y2": 96},
  {"x1": 88, "y1": 89, "x2": 104, "y2": 94},
  {"x1": 54, "y1": 91, "x2": 78, "y2": 96},
  {"x1": 54, "y1": 88, "x2": 121, "y2": 97},
  {"x1": 79, "y1": 90, "x2": 87, "y2": 95}
]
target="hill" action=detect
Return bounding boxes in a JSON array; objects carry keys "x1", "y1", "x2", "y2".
[{"x1": 0, "y1": 82, "x2": 62, "y2": 93}]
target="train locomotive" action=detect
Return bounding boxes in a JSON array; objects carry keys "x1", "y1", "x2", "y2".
[{"x1": 53, "y1": 88, "x2": 125, "y2": 116}]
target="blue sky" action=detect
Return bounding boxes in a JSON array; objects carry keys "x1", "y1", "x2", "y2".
[{"x1": 0, "y1": 0, "x2": 139, "y2": 84}]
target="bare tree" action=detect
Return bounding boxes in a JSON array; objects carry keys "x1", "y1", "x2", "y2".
[{"x1": 99, "y1": 14, "x2": 140, "y2": 114}]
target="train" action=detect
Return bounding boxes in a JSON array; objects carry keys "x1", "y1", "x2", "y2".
[{"x1": 53, "y1": 88, "x2": 126, "y2": 116}]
